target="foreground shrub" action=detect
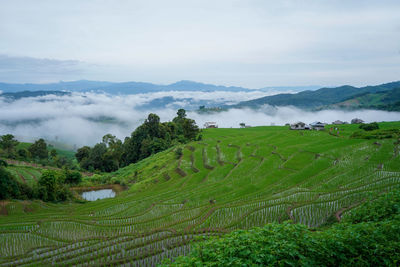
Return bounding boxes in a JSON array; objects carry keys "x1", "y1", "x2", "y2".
[
  {"x1": 164, "y1": 189, "x2": 400, "y2": 266},
  {"x1": 359, "y1": 122, "x2": 379, "y2": 131}
]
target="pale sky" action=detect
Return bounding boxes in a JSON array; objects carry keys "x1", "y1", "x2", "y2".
[{"x1": 0, "y1": 0, "x2": 399, "y2": 87}]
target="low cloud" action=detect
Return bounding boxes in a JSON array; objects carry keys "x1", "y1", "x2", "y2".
[{"x1": 0, "y1": 92, "x2": 399, "y2": 147}]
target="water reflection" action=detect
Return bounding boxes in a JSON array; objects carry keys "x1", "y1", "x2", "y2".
[{"x1": 81, "y1": 189, "x2": 116, "y2": 201}]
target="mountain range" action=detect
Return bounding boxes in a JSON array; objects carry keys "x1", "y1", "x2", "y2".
[
  {"x1": 0, "y1": 80, "x2": 319, "y2": 94},
  {"x1": 1, "y1": 80, "x2": 399, "y2": 111},
  {"x1": 232, "y1": 81, "x2": 400, "y2": 111}
]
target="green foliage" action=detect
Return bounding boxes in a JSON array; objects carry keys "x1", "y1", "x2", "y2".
[
  {"x1": 17, "y1": 148, "x2": 28, "y2": 159},
  {"x1": 168, "y1": 190, "x2": 400, "y2": 266},
  {"x1": 0, "y1": 167, "x2": 20, "y2": 199},
  {"x1": 1, "y1": 123, "x2": 400, "y2": 265},
  {"x1": 359, "y1": 122, "x2": 379, "y2": 131},
  {"x1": 77, "y1": 110, "x2": 199, "y2": 172},
  {"x1": 350, "y1": 128, "x2": 400, "y2": 139},
  {"x1": 0, "y1": 159, "x2": 8, "y2": 167},
  {"x1": 36, "y1": 170, "x2": 72, "y2": 202},
  {"x1": 28, "y1": 138, "x2": 48, "y2": 160},
  {"x1": 0, "y1": 166, "x2": 33, "y2": 200},
  {"x1": 64, "y1": 169, "x2": 82, "y2": 185},
  {"x1": 343, "y1": 190, "x2": 400, "y2": 224},
  {"x1": 0, "y1": 134, "x2": 19, "y2": 158},
  {"x1": 175, "y1": 147, "x2": 183, "y2": 159}
]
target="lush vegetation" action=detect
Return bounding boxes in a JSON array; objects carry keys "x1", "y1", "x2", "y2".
[
  {"x1": 0, "y1": 161, "x2": 33, "y2": 200},
  {"x1": 326, "y1": 87, "x2": 400, "y2": 111},
  {"x1": 0, "y1": 122, "x2": 399, "y2": 266},
  {"x1": 0, "y1": 134, "x2": 76, "y2": 168},
  {"x1": 0, "y1": 161, "x2": 81, "y2": 202},
  {"x1": 233, "y1": 81, "x2": 400, "y2": 110},
  {"x1": 359, "y1": 122, "x2": 379, "y2": 131},
  {"x1": 76, "y1": 109, "x2": 200, "y2": 172},
  {"x1": 167, "y1": 189, "x2": 400, "y2": 266}
]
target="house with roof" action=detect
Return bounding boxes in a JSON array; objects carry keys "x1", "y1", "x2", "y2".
[
  {"x1": 332, "y1": 120, "x2": 345, "y2": 125},
  {"x1": 351, "y1": 118, "x2": 364, "y2": 124},
  {"x1": 204, "y1": 122, "x2": 218, "y2": 128},
  {"x1": 290, "y1": 122, "x2": 311, "y2": 130},
  {"x1": 310, "y1": 121, "x2": 325, "y2": 130}
]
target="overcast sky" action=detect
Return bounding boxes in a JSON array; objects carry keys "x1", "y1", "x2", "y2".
[{"x1": 0, "y1": 0, "x2": 399, "y2": 87}]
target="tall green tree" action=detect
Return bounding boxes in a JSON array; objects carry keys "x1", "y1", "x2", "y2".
[
  {"x1": 0, "y1": 167, "x2": 20, "y2": 199},
  {"x1": 0, "y1": 134, "x2": 19, "y2": 158},
  {"x1": 29, "y1": 139, "x2": 48, "y2": 160},
  {"x1": 102, "y1": 134, "x2": 123, "y2": 168}
]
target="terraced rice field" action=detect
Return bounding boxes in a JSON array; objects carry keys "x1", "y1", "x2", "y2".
[
  {"x1": 1, "y1": 122, "x2": 400, "y2": 266},
  {"x1": 5, "y1": 166, "x2": 42, "y2": 186}
]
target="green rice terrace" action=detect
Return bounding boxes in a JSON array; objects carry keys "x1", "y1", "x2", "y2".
[{"x1": 1, "y1": 122, "x2": 400, "y2": 266}]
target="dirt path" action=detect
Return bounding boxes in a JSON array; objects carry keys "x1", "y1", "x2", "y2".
[
  {"x1": 16, "y1": 170, "x2": 27, "y2": 184},
  {"x1": 335, "y1": 200, "x2": 365, "y2": 222}
]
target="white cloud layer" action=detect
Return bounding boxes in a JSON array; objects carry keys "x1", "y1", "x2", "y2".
[{"x1": 1, "y1": 92, "x2": 399, "y2": 147}]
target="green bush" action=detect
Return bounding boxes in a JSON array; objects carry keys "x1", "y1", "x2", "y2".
[
  {"x1": 165, "y1": 189, "x2": 400, "y2": 266},
  {"x1": 35, "y1": 170, "x2": 73, "y2": 202},
  {"x1": 359, "y1": 122, "x2": 379, "y2": 131},
  {"x1": 350, "y1": 128, "x2": 400, "y2": 139}
]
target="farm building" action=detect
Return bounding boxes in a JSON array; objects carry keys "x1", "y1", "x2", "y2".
[
  {"x1": 351, "y1": 118, "x2": 364, "y2": 124},
  {"x1": 332, "y1": 120, "x2": 345, "y2": 125},
  {"x1": 204, "y1": 122, "x2": 218, "y2": 128},
  {"x1": 310, "y1": 121, "x2": 325, "y2": 130},
  {"x1": 290, "y1": 122, "x2": 311, "y2": 130}
]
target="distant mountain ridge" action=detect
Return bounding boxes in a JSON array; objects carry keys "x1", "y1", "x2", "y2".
[
  {"x1": 232, "y1": 81, "x2": 400, "y2": 110},
  {"x1": 0, "y1": 80, "x2": 318, "y2": 94},
  {"x1": 0, "y1": 90, "x2": 70, "y2": 100},
  {"x1": 320, "y1": 87, "x2": 400, "y2": 111}
]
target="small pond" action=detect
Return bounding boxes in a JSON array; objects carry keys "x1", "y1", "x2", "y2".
[{"x1": 81, "y1": 189, "x2": 116, "y2": 201}]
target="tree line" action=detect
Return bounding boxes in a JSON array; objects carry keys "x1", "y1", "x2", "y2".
[
  {"x1": 0, "y1": 135, "x2": 74, "y2": 168},
  {"x1": 75, "y1": 109, "x2": 200, "y2": 172},
  {"x1": 0, "y1": 159, "x2": 81, "y2": 201}
]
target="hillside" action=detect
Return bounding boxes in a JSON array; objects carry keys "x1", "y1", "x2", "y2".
[
  {"x1": 1, "y1": 123, "x2": 400, "y2": 265},
  {"x1": 233, "y1": 81, "x2": 400, "y2": 110},
  {"x1": 321, "y1": 87, "x2": 400, "y2": 111}
]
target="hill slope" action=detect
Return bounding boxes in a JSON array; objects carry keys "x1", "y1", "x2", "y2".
[
  {"x1": 1, "y1": 123, "x2": 400, "y2": 265},
  {"x1": 321, "y1": 87, "x2": 400, "y2": 111},
  {"x1": 233, "y1": 81, "x2": 400, "y2": 109}
]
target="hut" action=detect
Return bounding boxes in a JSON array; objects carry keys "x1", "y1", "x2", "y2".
[
  {"x1": 332, "y1": 120, "x2": 345, "y2": 125},
  {"x1": 290, "y1": 122, "x2": 310, "y2": 130},
  {"x1": 204, "y1": 122, "x2": 218, "y2": 128},
  {"x1": 351, "y1": 118, "x2": 364, "y2": 124},
  {"x1": 310, "y1": 121, "x2": 325, "y2": 131}
]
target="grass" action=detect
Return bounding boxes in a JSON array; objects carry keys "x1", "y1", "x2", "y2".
[
  {"x1": 16, "y1": 141, "x2": 76, "y2": 160},
  {"x1": 1, "y1": 122, "x2": 400, "y2": 266}
]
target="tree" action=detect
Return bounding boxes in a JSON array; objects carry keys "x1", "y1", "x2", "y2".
[
  {"x1": 29, "y1": 139, "x2": 48, "y2": 160},
  {"x1": 359, "y1": 122, "x2": 379, "y2": 131},
  {"x1": 36, "y1": 170, "x2": 70, "y2": 202},
  {"x1": 37, "y1": 170, "x2": 57, "y2": 201},
  {"x1": 102, "y1": 134, "x2": 123, "y2": 168},
  {"x1": 17, "y1": 149, "x2": 28, "y2": 159},
  {"x1": 145, "y1": 113, "x2": 161, "y2": 137},
  {"x1": 64, "y1": 169, "x2": 82, "y2": 184},
  {"x1": 177, "y1": 108, "x2": 186, "y2": 119},
  {"x1": 239, "y1": 123, "x2": 246, "y2": 128},
  {"x1": 0, "y1": 167, "x2": 20, "y2": 199},
  {"x1": 50, "y1": 149, "x2": 58, "y2": 159},
  {"x1": 0, "y1": 134, "x2": 19, "y2": 158},
  {"x1": 75, "y1": 146, "x2": 91, "y2": 162},
  {"x1": 181, "y1": 118, "x2": 199, "y2": 140}
]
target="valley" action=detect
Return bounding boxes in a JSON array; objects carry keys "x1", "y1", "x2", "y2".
[{"x1": 1, "y1": 122, "x2": 400, "y2": 265}]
